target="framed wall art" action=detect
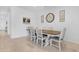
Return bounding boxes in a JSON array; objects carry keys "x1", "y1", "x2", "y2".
[
  {"x1": 46, "y1": 13, "x2": 55, "y2": 23},
  {"x1": 23, "y1": 17, "x2": 30, "y2": 24},
  {"x1": 59, "y1": 10, "x2": 65, "y2": 22}
]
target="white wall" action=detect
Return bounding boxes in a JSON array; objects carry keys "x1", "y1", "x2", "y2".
[
  {"x1": 10, "y1": 7, "x2": 37, "y2": 38},
  {"x1": 62, "y1": 6, "x2": 79, "y2": 44}
]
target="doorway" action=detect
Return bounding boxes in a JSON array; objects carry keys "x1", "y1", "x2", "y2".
[{"x1": 0, "y1": 12, "x2": 8, "y2": 36}]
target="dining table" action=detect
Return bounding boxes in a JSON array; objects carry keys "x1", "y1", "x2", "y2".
[{"x1": 42, "y1": 29, "x2": 61, "y2": 35}]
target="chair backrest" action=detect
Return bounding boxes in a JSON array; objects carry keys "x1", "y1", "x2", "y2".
[
  {"x1": 59, "y1": 28, "x2": 66, "y2": 40},
  {"x1": 36, "y1": 27, "x2": 43, "y2": 40},
  {"x1": 30, "y1": 27, "x2": 36, "y2": 37}
]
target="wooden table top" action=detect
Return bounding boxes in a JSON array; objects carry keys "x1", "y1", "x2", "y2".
[{"x1": 42, "y1": 29, "x2": 61, "y2": 35}]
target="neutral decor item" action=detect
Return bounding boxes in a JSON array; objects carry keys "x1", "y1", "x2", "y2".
[
  {"x1": 41, "y1": 15, "x2": 44, "y2": 23},
  {"x1": 59, "y1": 10, "x2": 65, "y2": 22},
  {"x1": 23, "y1": 17, "x2": 30, "y2": 24},
  {"x1": 46, "y1": 13, "x2": 55, "y2": 23}
]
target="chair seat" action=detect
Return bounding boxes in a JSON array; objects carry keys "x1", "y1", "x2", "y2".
[
  {"x1": 49, "y1": 36, "x2": 63, "y2": 40},
  {"x1": 42, "y1": 34, "x2": 47, "y2": 37},
  {"x1": 36, "y1": 33, "x2": 47, "y2": 39},
  {"x1": 49, "y1": 36, "x2": 59, "y2": 40}
]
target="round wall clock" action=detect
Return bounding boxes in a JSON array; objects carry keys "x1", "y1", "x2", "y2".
[{"x1": 46, "y1": 13, "x2": 55, "y2": 23}]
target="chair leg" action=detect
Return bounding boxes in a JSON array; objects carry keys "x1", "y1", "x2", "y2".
[
  {"x1": 59, "y1": 41, "x2": 61, "y2": 52},
  {"x1": 41, "y1": 40, "x2": 43, "y2": 47},
  {"x1": 49, "y1": 39, "x2": 52, "y2": 46},
  {"x1": 61, "y1": 40, "x2": 64, "y2": 51},
  {"x1": 44, "y1": 35, "x2": 49, "y2": 47},
  {"x1": 34, "y1": 38, "x2": 36, "y2": 43},
  {"x1": 36, "y1": 39, "x2": 38, "y2": 44},
  {"x1": 44, "y1": 39, "x2": 49, "y2": 47}
]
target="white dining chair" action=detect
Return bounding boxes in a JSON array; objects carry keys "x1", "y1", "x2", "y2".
[
  {"x1": 30, "y1": 27, "x2": 37, "y2": 43},
  {"x1": 49, "y1": 28, "x2": 66, "y2": 51},
  {"x1": 36, "y1": 27, "x2": 48, "y2": 47}
]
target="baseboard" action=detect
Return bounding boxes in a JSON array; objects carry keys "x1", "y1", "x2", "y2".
[
  {"x1": 11, "y1": 36, "x2": 30, "y2": 40},
  {"x1": 10, "y1": 34, "x2": 29, "y2": 39}
]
